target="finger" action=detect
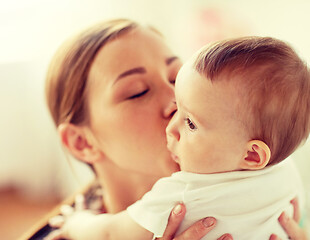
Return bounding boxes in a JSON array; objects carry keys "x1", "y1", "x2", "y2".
[
  {"x1": 48, "y1": 215, "x2": 65, "y2": 228},
  {"x1": 174, "y1": 217, "x2": 216, "y2": 240},
  {"x1": 217, "y1": 233, "x2": 233, "y2": 240},
  {"x1": 43, "y1": 229, "x2": 64, "y2": 240},
  {"x1": 278, "y1": 212, "x2": 303, "y2": 240},
  {"x1": 60, "y1": 204, "x2": 74, "y2": 216},
  {"x1": 75, "y1": 194, "x2": 86, "y2": 211},
  {"x1": 269, "y1": 234, "x2": 282, "y2": 240},
  {"x1": 290, "y1": 197, "x2": 300, "y2": 222},
  {"x1": 161, "y1": 203, "x2": 186, "y2": 239}
]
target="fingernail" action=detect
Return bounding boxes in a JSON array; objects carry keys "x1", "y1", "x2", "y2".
[
  {"x1": 269, "y1": 234, "x2": 276, "y2": 240},
  {"x1": 173, "y1": 204, "x2": 182, "y2": 215},
  {"x1": 223, "y1": 235, "x2": 232, "y2": 240},
  {"x1": 278, "y1": 212, "x2": 288, "y2": 222},
  {"x1": 202, "y1": 217, "x2": 215, "y2": 228}
]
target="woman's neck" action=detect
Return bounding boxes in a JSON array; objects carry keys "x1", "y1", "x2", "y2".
[{"x1": 94, "y1": 160, "x2": 161, "y2": 213}]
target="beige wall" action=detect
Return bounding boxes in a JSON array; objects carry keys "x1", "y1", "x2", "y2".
[{"x1": 0, "y1": 0, "x2": 309, "y2": 207}]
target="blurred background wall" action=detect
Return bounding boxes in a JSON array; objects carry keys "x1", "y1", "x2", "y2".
[{"x1": 0, "y1": 0, "x2": 309, "y2": 238}]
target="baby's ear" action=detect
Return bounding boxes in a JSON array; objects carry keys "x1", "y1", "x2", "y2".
[
  {"x1": 239, "y1": 140, "x2": 271, "y2": 170},
  {"x1": 58, "y1": 123, "x2": 103, "y2": 164}
]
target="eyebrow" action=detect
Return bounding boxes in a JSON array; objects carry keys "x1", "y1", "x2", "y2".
[
  {"x1": 166, "y1": 56, "x2": 179, "y2": 65},
  {"x1": 115, "y1": 67, "x2": 146, "y2": 82},
  {"x1": 114, "y1": 56, "x2": 180, "y2": 84}
]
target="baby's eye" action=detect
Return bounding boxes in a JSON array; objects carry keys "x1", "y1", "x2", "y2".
[
  {"x1": 185, "y1": 117, "x2": 197, "y2": 131},
  {"x1": 128, "y1": 90, "x2": 149, "y2": 99}
]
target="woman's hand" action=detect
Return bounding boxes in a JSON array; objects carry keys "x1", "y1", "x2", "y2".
[
  {"x1": 270, "y1": 198, "x2": 308, "y2": 240},
  {"x1": 158, "y1": 203, "x2": 233, "y2": 240}
]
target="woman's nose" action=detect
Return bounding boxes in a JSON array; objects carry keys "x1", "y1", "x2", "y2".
[
  {"x1": 166, "y1": 112, "x2": 180, "y2": 141},
  {"x1": 163, "y1": 86, "x2": 177, "y2": 119}
]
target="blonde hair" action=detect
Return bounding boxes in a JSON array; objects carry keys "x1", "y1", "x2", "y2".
[
  {"x1": 195, "y1": 36, "x2": 310, "y2": 165},
  {"x1": 46, "y1": 19, "x2": 140, "y2": 127}
]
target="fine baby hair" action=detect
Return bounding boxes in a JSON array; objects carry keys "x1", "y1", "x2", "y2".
[{"x1": 194, "y1": 36, "x2": 310, "y2": 165}]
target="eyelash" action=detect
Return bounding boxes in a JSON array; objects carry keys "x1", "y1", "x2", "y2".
[
  {"x1": 169, "y1": 79, "x2": 176, "y2": 85},
  {"x1": 185, "y1": 117, "x2": 197, "y2": 131},
  {"x1": 127, "y1": 74, "x2": 175, "y2": 100},
  {"x1": 128, "y1": 89, "x2": 149, "y2": 99}
]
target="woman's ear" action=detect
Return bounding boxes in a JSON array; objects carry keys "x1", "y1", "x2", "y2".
[
  {"x1": 58, "y1": 123, "x2": 103, "y2": 164},
  {"x1": 240, "y1": 140, "x2": 271, "y2": 170}
]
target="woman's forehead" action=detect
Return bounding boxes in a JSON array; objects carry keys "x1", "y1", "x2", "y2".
[{"x1": 89, "y1": 27, "x2": 174, "y2": 80}]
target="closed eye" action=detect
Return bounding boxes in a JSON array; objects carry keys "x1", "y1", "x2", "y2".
[
  {"x1": 169, "y1": 79, "x2": 176, "y2": 85},
  {"x1": 128, "y1": 89, "x2": 149, "y2": 99}
]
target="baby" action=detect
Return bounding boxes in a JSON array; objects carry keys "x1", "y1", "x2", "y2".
[{"x1": 48, "y1": 36, "x2": 310, "y2": 239}]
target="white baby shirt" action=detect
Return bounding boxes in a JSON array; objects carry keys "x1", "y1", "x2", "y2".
[{"x1": 127, "y1": 158, "x2": 304, "y2": 240}]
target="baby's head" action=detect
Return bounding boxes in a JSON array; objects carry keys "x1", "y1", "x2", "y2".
[{"x1": 167, "y1": 36, "x2": 310, "y2": 173}]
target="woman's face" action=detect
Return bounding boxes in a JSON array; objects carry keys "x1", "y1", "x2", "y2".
[{"x1": 86, "y1": 27, "x2": 182, "y2": 177}]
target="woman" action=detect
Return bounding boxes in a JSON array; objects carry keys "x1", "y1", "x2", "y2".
[{"x1": 45, "y1": 19, "x2": 306, "y2": 239}]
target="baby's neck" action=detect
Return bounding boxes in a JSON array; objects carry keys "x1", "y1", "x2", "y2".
[{"x1": 94, "y1": 160, "x2": 160, "y2": 213}]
